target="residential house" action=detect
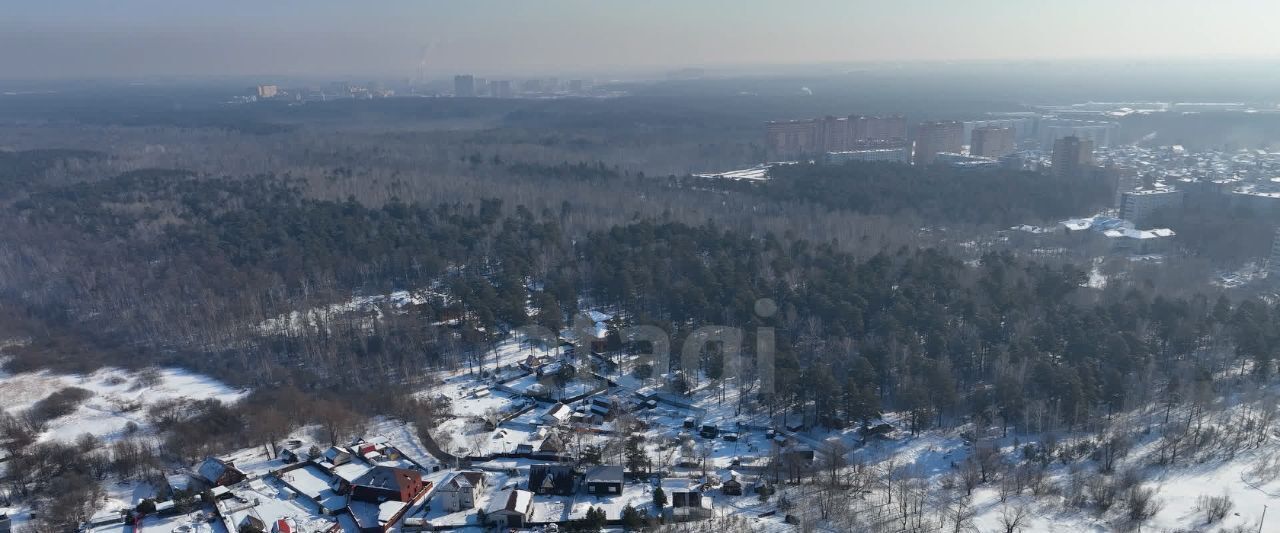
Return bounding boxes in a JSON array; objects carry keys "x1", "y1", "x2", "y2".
[
  {"x1": 194, "y1": 457, "x2": 246, "y2": 487},
  {"x1": 323, "y1": 446, "x2": 353, "y2": 466},
  {"x1": 782, "y1": 446, "x2": 815, "y2": 464},
  {"x1": 163, "y1": 473, "x2": 193, "y2": 499},
  {"x1": 348, "y1": 500, "x2": 411, "y2": 533},
  {"x1": 528, "y1": 464, "x2": 575, "y2": 495},
  {"x1": 349, "y1": 466, "x2": 426, "y2": 503},
  {"x1": 353, "y1": 437, "x2": 397, "y2": 463},
  {"x1": 485, "y1": 489, "x2": 533, "y2": 528},
  {"x1": 537, "y1": 360, "x2": 576, "y2": 380},
  {"x1": 538, "y1": 432, "x2": 567, "y2": 454},
  {"x1": 542, "y1": 403, "x2": 573, "y2": 426},
  {"x1": 721, "y1": 473, "x2": 744, "y2": 496},
  {"x1": 520, "y1": 354, "x2": 553, "y2": 371},
  {"x1": 670, "y1": 487, "x2": 703, "y2": 509},
  {"x1": 665, "y1": 481, "x2": 713, "y2": 521},
  {"x1": 437, "y1": 471, "x2": 486, "y2": 512},
  {"x1": 584, "y1": 465, "x2": 624, "y2": 496},
  {"x1": 588, "y1": 397, "x2": 613, "y2": 420},
  {"x1": 589, "y1": 352, "x2": 619, "y2": 374}
]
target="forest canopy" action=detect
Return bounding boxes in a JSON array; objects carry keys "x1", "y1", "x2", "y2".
[{"x1": 726, "y1": 161, "x2": 1115, "y2": 227}]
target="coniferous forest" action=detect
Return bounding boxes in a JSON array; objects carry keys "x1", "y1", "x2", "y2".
[{"x1": 2, "y1": 88, "x2": 1280, "y2": 531}]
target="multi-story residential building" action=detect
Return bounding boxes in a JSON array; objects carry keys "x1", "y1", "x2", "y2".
[
  {"x1": 914, "y1": 121, "x2": 964, "y2": 165},
  {"x1": 825, "y1": 146, "x2": 911, "y2": 164},
  {"x1": 817, "y1": 116, "x2": 853, "y2": 153},
  {"x1": 767, "y1": 113, "x2": 908, "y2": 158},
  {"x1": 1270, "y1": 228, "x2": 1280, "y2": 277},
  {"x1": 1120, "y1": 188, "x2": 1184, "y2": 224},
  {"x1": 489, "y1": 80, "x2": 514, "y2": 99},
  {"x1": 970, "y1": 126, "x2": 1016, "y2": 158},
  {"x1": 1041, "y1": 118, "x2": 1118, "y2": 149},
  {"x1": 852, "y1": 114, "x2": 907, "y2": 144},
  {"x1": 765, "y1": 120, "x2": 820, "y2": 157},
  {"x1": 1052, "y1": 135, "x2": 1096, "y2": 178},
  {"x1": 454, "y1": 75, "x2": 476, "y2": 97},
  {"x1": 964, "y1": 117, "x2": 1036, "y2": 143}
]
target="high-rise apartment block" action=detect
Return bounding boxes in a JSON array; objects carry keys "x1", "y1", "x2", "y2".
[
  {"x1": 913, "y1": 121, "x2": 964, "y2": 165},
  {"x1": 1119, "y1": 188, "x2": 1183, "y2": 224},
  {"x1": 1270, "y1": 228, "x2": 1280, "y2": 278},
  {"x1": 454, "y1": 75, "x2": 476, "y2": 97},
  {"x1": 489, "y1": 80, "x2": 513, "y2": 99},
  {"x1": 765, "y1": 114, "x2": 907, "y2": 158},
  {"x1": 1041, "y1": 119, "x2": 1118, "y2": 149},
  {"x1": 1052, "y1": 136, "x2": 1096, "y2": 178},
  {"x1": 765, "y1": 120, "x2": 821, "y2": 157},
  {"x1": 970, "y1": 126, "x2": 1016, "y2": 158},
  {"x1": 852, "y1": 114, "x2": 907, "y2": 144}
]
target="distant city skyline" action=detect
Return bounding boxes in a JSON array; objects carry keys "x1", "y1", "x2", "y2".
[{"x1": 5, "y1": 0, "x2": 1280, "y2": 80}]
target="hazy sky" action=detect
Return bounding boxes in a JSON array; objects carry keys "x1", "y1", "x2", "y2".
[{"x1": 4, "y1": 0, "x2": 1280, "y2": 80}]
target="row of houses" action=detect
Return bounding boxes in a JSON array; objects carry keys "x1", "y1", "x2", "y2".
[
  {"x1": 539, "y1": 395, "x2": 619, "y2": 427},
  {"x1": 470, "y1": 467, "x2": 709, "y2": 529},
  {"x1": 155, "y1": 436, "x2": 440, "y2": 533}
]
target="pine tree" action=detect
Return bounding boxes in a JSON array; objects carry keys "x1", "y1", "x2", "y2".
[{"x1": 621, "y1": 504, "x2": 646, "y2": 530}]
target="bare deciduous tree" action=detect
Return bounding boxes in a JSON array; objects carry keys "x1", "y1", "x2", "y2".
[{"x1": 998, "y1": 503, "x2": 1029, "y2": 533}]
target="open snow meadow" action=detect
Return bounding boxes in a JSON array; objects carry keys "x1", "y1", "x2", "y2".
[{"x1": 0, "y1": 366, "x2": 246, "y2": 443}]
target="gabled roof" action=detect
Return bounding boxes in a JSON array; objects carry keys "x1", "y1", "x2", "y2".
[
  {"x1": 196, "y1": 457, "x2": 239, "y2": 484},
  {"x1": 584, "y1": 465, "x2": 624, "y2": 484},
  {"x1": 544, "y1": 403, "x2": 572, "y2": 421},
  {"x1": 351, "y1": 466, "x2": 422, "y2": 494},
  {"x1": 167, "y1": 474, "x2": 192, "y2": 492},
  {"x1": 485, "y1": 489, "x2": 532, "y2": 515},
  {"x1": 528, "y1": 463, "x2": 574, "y2": 493},
  {"x1": 539, "y1": 433, "x2": 566, "y2": 452},
  {"x1": 440, "y1": 471, "x2": 484, "y2": 492},
  {"x1": 458, "y1": 471, "x2": 485, "y2": 486}
]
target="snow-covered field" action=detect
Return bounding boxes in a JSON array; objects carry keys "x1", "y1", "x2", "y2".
[
  {"x1": 692, "y1": 161, "x2": 800, "y2": 181},
  {"x1": 0, "y1": 366, "x2": 246, "y2": 442},
  {"x1": 750, "y1": 403, "x2": 1280, "y2": 533},
  {"x1": 693, "y1": 164, "x2": 772, "y2": 181},
  {"x1": 255, "y1": 288, "x2": 448, "y2": 335},
  {"x1": 967, "y1": 445, "x2": 1280, "y2": 532}
]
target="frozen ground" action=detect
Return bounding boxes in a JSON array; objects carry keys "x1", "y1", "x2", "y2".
[
  {"x1": 616, "y1": 358, "x2": 1280, "y2": 532},
  {"x1": 255, "y1": 288, "x2": 448, "y2": 336},
  {"x1": 692, "y1": 161, "x2": 799, "y2": 181},
  {"x1": 1214, "y1": 260, "x2": 1268, "y2": 289},
  {"x1": 0, "y1": 366, "x2": 246, "y2": 443},
  {"x1": 967, "y1": 435, "x2": 1280, "y2": 532}
]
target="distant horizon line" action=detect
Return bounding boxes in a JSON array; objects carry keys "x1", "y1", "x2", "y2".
[{"x1": 4, "y1": 55, "x2": 1280, "y2": 86}]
